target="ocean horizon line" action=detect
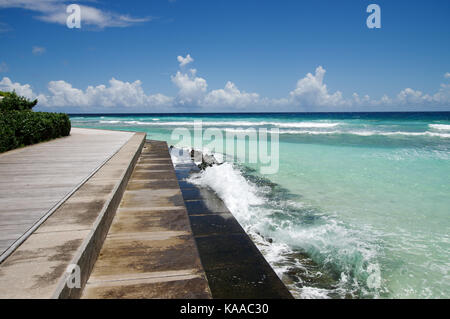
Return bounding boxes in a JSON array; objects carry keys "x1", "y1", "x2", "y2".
[{"x1": 68, "y1": 111, "x2": 450, "y2": 116}]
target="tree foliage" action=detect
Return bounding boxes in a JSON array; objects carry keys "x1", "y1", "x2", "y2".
[
  {"x1": 0, "y1": 91, "x2": 38, "y2": 112},
  {"x1": 0, "y1": 91, "x2": 71, "y2": 153}
]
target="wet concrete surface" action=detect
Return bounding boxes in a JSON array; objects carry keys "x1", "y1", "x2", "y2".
[{"x1": 81, "y1": 141, "x2": 211, "y2": 299}]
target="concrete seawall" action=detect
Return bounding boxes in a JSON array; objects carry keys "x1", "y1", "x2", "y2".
[{"x1": 174, "y1": 160, "x2": 293, "y2": 299}]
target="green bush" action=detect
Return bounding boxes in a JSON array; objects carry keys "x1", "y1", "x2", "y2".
[
  {"x1": 0, "y1": 91, "x2": 38, "y2": 111},
  {"x1": 0, "y1": 111, "x2": 71, "y2": 153}
]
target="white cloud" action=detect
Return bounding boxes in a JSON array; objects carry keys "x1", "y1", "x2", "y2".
[
  {"x1": 0, "y1": 76, "x2": 172, "y2": 110},
  {"x1": 445, "y1": 72, "x2": 450, "y2": 79},
  {"x1": 391, "y1": 84, "x2": 450, "y2": 107},
  {"x1": 177, "y1": 54, "x2": 194, "y2": 67},
  {"x1": 171, "y1": 69, "x2": 207, "y2": 104},
  {"x1": 203, "y1": 81, "x2": 260, "y2": 108},
  {"x1": 170, "y1": 67, "x2": 260, "y2": 108},
  {"x1": 46, "y1": 80, "x2": 88, "y2": 106},
  {"x1": 431, "y1": 83, "x2": 450, "y2": 104},
  {"x1": 289, "y1": 66, "x2": 346, "y2": 107},
  {"x1": 0, "y1": 77, "x2": 35, "y2": 98},
  {"x1": 32, "y1": 46, "x2": 46, "y2": 55},
  {"x1": 397, "y1": 88, "x2": 432, "y2": 105},
  {"x1": 1, "y1": 58, "x2": 450, "y2": 111},
  {"x1": 43, "y1": 78, "x2": 173, "y2": 108},
  {"x1": 0, "y1": 0, "x2": 151, "y2": 29},
  {"x1": 286, "y1": 67, "x2": 450, "y2": 109}
]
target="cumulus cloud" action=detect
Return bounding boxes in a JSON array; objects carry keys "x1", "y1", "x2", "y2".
[
  {"x1": 177, "y1": 54, "x2": 194, "y2": 67},
  {"x1": 170, "y1": 64, "x2": 260, "y2": 108},
  {"x1": 171, "y1": 69, "x2": 207, "y2": 104},
  {"x1": 32, "y1": 46, "x2": 46, "y2": 55},
  {"x1": 287, "y1": 67, "x2": 450, "y2": 109},
  {"x1": 43, "y1": 78, "x2": 173, "y2": 108},
  {"x1": 1, "y1": 57, "x2": 449, "y2": 111},
  {"x1": 395, "y1": 85, "x2": 450, "y2": 106},
  {"x1": 289, "y1": 66, "x2": 345, "y2": 107},
  {"x1": 0, "y1": 0, "x2": 151, "y2": 29},
  {"x1": 445, "y1": 72, "x2": 450, "y2": 79},
  {"x1": 430, "y1": 83, "x2": 450, "y2": 105},
  {"x1": 203, "y1": 81, "x2": 260, "y2": 108},
  {"x1": 0, "y1": 76, "x2": 173, "y2": 110},
  {"x1": 397, "y1": 88, "x2": 432, "y2": 105},
  {"x1": 0, "y1": 77, "x2": 35, "y2": 98}
]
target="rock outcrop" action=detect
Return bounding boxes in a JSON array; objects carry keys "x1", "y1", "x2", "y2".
[{"x1": 190, "y1": 149, "x2": 221, "y2": 170}]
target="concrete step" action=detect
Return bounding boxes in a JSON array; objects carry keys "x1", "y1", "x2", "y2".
[{"x1": 81, "y1": 141, "x2": 212, "y2": 299}]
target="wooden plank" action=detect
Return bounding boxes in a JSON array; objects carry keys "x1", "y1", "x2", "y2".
[{"x1": 0, "y1": 128, "x2": 134, "y2": 258}]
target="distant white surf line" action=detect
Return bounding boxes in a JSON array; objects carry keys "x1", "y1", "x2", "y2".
[
  {"x1": 99, "y1": 120, "x2": 121, "y2": 124},
  {"x1": 276, "y1": 122, "x2": 339, "y2": 128},
  {"x1": 97, "y1": 119, "x2": 341, "y2": 128},
  {"x1": 95, "y1": 119, "x2": 450, "y2": 138},
  {"x1": 429, "y1": 124, "x2": 450, "y2": 131},
  {"x1": 223, "y1": 128, "x2": 450, "y2": 138}
]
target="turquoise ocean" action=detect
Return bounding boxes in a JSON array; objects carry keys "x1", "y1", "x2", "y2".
[{"x1": 71, "y1": 112, "x2": 450, "y2": 299}]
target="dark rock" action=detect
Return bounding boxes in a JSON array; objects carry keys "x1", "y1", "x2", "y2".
[{"x1": 198, "y1": 154, "x2": 220, "y2": 170}]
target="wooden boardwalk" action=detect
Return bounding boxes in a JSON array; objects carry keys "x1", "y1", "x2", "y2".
[{"x1": 0, "y1": 128, "x2": 134, "y2": 261}]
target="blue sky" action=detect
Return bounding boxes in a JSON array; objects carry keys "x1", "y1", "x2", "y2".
[{"x1": 0, "y1": 0, "x2": 449, "y2": 112}]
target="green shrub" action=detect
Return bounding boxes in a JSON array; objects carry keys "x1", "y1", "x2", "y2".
[
  {"x1": 0, "y1": 111, "x2": 71, "y2": 153},
  {"x1": 0, "y1": 91, "x2": 38, "y2": 111}
]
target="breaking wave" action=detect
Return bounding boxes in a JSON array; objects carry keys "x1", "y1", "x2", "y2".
[
  {"x1": 95, "y1": 119, "x2": 450, "y2": 138},
  {"x1": 96, "y1": 119, "x2": 342, "y2": 128},
  {"x1": 429, "y1": 124, "x2": 450, "y2": 131},
  {"x1": 186, "y1": 161, "x2": 384, "y2": 299}
]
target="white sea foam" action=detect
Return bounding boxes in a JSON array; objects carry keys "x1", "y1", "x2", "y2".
[
  {"x1": 299, "y1": 287, "x2": 332, "y2": 299},
  {"x1": 96, "y1": 118, "x2": 450, "y2": 138},
  {"x1": 187, "y1": 161, "x2": 382, "y2": 298},
  {"x1": 381, "y1": 131, "x2": 450, "y2": 138},
  {"x1": 278, "y1": 130, "x2": 450, "y2": 138},
  {"x1": 275, "y1": 122, "x2": 340, "y2": 128},
  {"x1": 429, "y1": 124, "x2": 450, "y2": 131},
  {"x1": 188, "y1": 163, "x2": 264, "y2": 218},
  {"x1": 99, "y1": 120, "x2": 120, "y2": 124},
  {"x1": 96, "y1": 119, "x2": 342, "y2": 128}
]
